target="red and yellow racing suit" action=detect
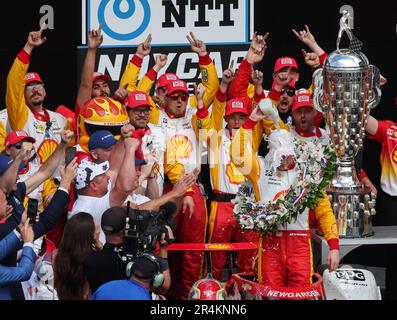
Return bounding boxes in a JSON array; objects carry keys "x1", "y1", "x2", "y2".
[
  {"x1": 151, "y1": 105, "x2": 211, "y2": 300},
  {"x1": 206, "y1": 89, "x2": 259, "y2": 280},
  {"x1": 231, "y1": 120, "x2": 339, "y2": 287}
]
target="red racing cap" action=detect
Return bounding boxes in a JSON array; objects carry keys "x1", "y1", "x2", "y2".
[
  {"x1": 292, "y1": 92, "x2": 313, "y2": 112},
  {"x1": 25, "y1": 72, "x2": 43, "y2": 85},
  {"x1": 274, "y1": 56, "x2": 299, "y2": 73},
  {"x1": 225, "y1": 98, "x2": 250, "y2": 117}
]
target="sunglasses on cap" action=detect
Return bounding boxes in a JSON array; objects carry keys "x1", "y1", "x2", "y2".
[
  {"x1": 169, "y1": 93, "x2": 188, "y2": 102},
  {"x1": 26, "y1": 83, "x2": 45, "y2": 91},
  {"x1": 281, "y1": 88, "x2": 295, "y2": 97}
]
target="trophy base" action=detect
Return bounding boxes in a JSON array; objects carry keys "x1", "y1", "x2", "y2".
[{"x1": 327, "y1": 186, "x2": 376, "y2": 238}]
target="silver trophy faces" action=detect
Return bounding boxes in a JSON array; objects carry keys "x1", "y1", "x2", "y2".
[{"x1": 312, "y1": 11, "x2": 381, "y2": 237}]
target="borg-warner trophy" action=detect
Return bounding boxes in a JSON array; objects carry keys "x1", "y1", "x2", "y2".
[{"x1": 312, "y1": 11, "x2": 381, "y2": 237}]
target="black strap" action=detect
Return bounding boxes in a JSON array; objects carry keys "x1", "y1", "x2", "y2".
[{"x1": 213, "y1": 193, "x2": 236, "y2": 202}]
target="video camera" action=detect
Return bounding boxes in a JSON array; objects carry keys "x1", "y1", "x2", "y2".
[{"x1": 118, "y1": 201, "x2": 176, "y2": 266}]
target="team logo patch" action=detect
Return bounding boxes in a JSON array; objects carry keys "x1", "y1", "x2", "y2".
[
  {"x1": 134, "y1": 93, "x2": 147, "y2": 101},
  {"x1": 281, "y1": 58, "x2": 293, "y2": 65},
  {"x1": 26, "y1": 73, "x2": 37, "y2": 80},
  {"x1": 231, "y1": 101, "x2": 244, "y2": 109},
  {"x1": 298, "y1": 95, "x2": 310, "y2": 103},
  {"x1": 173, "y1": 81, "x2": 185, "y2": 88},
  {"x1": 15, "y1": 131, "x2": 28, "y2": 137}
]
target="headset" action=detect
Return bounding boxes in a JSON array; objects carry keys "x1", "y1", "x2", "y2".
[{"x1": 126, "y1": 253, "x2": 164, "y2": 290}]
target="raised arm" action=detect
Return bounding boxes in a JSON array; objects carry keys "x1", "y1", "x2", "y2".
[
  {"x1": 137, "y1": 54, "x2": 168, "y2": 94},
  {"x1": 75, "y1": 25, "x2": 103, "y2": 108},
  {"x1": 292, "y1": 25, "x2": 325, "y2": 57},
  {"x1": 119, "y1": 34, "x2": 152, "y2": 93},
  {"x1": 228, "y1": 32, "x2": 268, "y2": 100},
  {"x1": 6, "y1": 26, "x2": 47, "y2": 130},
  {"x1": 136, "y1": 173, "x2": 195, "y2": 212},
  {"x1": 211, "y1": 67, "x2": 234, "y2": 131},
  {"x1": 110, "y1": 135, "x2": 140, "y2": 207},
  {"x1": 32, "y1": 159, "x2": 76, "y2": 239},
  {"x1": 366, "y1": 115, "x2": 379, "y2": 136},
  {"x1": 187, "y1": 32, "x2": 219, "y2": 107},
  {"x1": 0, "y1": 143, "x2": 31, "y2": 193},
  {"x1": 107, "y1": 124, "x2": 135, "y2": 185},
  {"x1": 25, "y1": 130, "x2": 73, "y2": 195}
]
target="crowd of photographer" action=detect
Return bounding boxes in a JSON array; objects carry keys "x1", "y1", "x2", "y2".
[{"x1": 0, "y1": 19, "x2": 396, "y2": 301}]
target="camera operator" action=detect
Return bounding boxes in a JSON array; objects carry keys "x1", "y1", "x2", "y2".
[
  {"x1": 91, "y1": 251, "x2": 168, "y2": 300},
  {"x1": 84, "y1": 206, "x2": 173, "y2": 296}
]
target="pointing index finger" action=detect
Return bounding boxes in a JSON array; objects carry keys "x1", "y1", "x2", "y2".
[
  {"x1": 263, "y1": 32, "x2": 270, "y2": 41},
  {"x1": 39, "y1": 22, "x2": 46, "y2": 34},
  {"x1": 229, "y1": 59, "x2": 234, "y2": 71}
]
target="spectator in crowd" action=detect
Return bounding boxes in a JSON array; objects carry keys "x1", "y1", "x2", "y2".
[
  {"x1": 88, "y1": 130, "x2": 117, "y2": 164},
  {"x1": 70, "y1": 132, "x2": 140, "y2": 243},
  {"x1": 84, "y1": 206, "x2": 172, "y2": 295},
  {"x1": 206, "y1": 67, "x2": 258, "y2": 280},
  {"x1": 0, "y1": 148, "x2": 76, "y2": 300},
  {"x1": 53, "y1": 212, "x2": 102, "y2": 300},
  {"x1": 0, "y1": 207, "x2": 36, "y2": 299},
  {"x1": 91, "y1": 252, "x2": 167, "y2": 300},
  {"x1": 1, "y1": 130, "x2": 57, "y2": 213}
]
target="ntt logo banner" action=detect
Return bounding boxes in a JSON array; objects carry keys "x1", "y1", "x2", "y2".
[{"x1": 82, "y1": 0, "x2": 254, "y2": 47}]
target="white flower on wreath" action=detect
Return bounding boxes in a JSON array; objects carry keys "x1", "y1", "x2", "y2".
[
  {"x1": 240, "y1": 214, "x2": 254, "y2": 229},
  {"x1": 265, "y1": 214, "x2": 277, "y2": 225},
  {"x1": 256, "y1": 217, "x2": 266, "y2": 229},
  {"x1": 233, "y1": 204, "x2": 241, "y2": 214},
  {"x1": 277, "y1": 203, "x2": 288, "y2": 218}
]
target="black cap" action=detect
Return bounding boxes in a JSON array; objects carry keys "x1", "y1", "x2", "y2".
[
  {"x1": 132, "y1": 254, "x2": 159, "y2": 279},
  {"x1": 101, "y1": 206, "x2": 127, "y2": 234}
]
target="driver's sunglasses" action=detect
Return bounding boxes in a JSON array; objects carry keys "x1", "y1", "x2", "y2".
[
  {"x1": 169, "y1": 93, "x2": 188, "y2": 102},
  {"x1": 11, "y1": 142, "x2": 23, "y2": 150},
  {"x1": 281, "y1": 88, "x2": 295, "y2": 97},
  {"x1": 26, "y1": 83, "x2": 45, "y2": 91}
]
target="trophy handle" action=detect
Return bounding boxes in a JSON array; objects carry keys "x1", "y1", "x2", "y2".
[
  {"x1": 312, "y1": 68, "x2": 327, "y2": 113},
  {"x1": 367, "y1": 65, "x2": 382, "y2": 110}
]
